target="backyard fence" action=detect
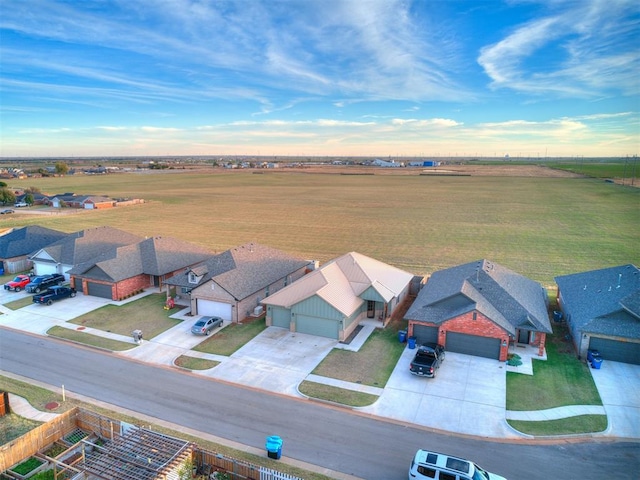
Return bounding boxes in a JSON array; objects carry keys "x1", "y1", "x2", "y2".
[{"x1": 194, "y1": 449, "x2": 303, "y2": 480}]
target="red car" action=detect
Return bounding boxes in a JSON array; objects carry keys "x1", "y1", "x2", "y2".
[{"x1": 4, "y1": 274, "x2": 33, "y2": 292}]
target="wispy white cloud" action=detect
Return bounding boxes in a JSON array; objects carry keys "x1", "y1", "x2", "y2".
[{"x1": 478, "y1": 0, "x2": 640, "y2": 97}]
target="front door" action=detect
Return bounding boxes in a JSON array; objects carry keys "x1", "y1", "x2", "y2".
[
  {"x1": 367, "y1": 300, "x2": 375, "y2": 318},
  {"x1": 518, "y1": 330, "x2": 530, "y2": 344}
]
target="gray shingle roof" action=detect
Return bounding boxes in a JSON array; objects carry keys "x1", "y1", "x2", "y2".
[
  {"x1": 555, "y1": 264, "x2": 640, "y2": 339},
  {"x1": 36, "y1": 226, "x2": 143, "y2": 265},
  {"x1": 0, "y1": 226, "x2": 68, "y2": 259},
  {"x1": 165, "y1": 243, "x2": 309, "y2": 301},
  {"x1": 68, "y1": 235, "x2": 214, "y2": 281},
  {"x1": 405, "y1": 259, "x2": 551, "y2": 335}
]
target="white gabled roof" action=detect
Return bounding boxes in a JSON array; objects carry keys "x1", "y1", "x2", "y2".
[{"x1": 263, "y1": 252, "x2": 414, "y2": 316}]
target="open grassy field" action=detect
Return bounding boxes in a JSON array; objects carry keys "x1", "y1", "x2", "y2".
[{"x1": 3, "y1": 165, "x2": 638, "y2": 285}]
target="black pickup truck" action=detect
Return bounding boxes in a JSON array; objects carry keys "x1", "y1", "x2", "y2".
[
  {"x1": 409, "y1": 343, "x2": 445, "y2": 378},
  {"x1": 25, "y1": 273, "x2": 65, "y2": 293},
  {"x1": 32, "y1": 286, "x2": 76, "y2": 305}
]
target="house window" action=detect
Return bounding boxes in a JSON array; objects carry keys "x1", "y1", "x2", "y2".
[
  {"x1": 265, "y1": 286, "x2": 270, "y2": 296},
  {"x1": 181, "y1": 287, "x2": 191, "y2": 294},
  {"x1": 472, "y1": 312, "x2": 477, "y2": 320},
  {"x1": 188, "y1": 272, "x2": 198, "y2": 284}
]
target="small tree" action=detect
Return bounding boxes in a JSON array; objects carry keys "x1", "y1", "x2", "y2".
[
  {"x1": 0, "y1": 188, "x2": 16, "y2": 206},
  {"x1": 24, "y1": 193, "x2": 35, "y2": 205},
  {"x1": 25, "y1": 186, "x2": 41, "y2": 194},
  {"x1": 55, "y1": 162, "x2": 69, "y2": 175},
  {"x1": 0, "y1": 181, "x2": 7, "y2": 188}
]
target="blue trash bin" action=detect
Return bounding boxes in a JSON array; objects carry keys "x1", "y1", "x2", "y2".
[
  {"x1": 398, "y1": 330, "x2": 407, "y2": 343},
  {"x1": 266, "y1": 435, "x2": 283, "y2": 459},
  {"x1": 408, "y1": 336, "x2": 417, "y2": 349},
  {"x1": 587, "y1": 349, "x2": 601, "y2": 363},
  {"x1": 591, "y1": 357, "x2": 603, "y2": 369}
]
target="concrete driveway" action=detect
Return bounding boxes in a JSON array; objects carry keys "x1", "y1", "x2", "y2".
[
  {"x1": 202, "y1": 327, "x2": 337, "y2": 396},
  {"x1": 589, "y1": 360, "x2": 640, "y2": 438},
  {"x1": 359, "y1": 347, "x2": 518, "y2": 438}
]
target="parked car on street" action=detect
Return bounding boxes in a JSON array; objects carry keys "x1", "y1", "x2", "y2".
[
  {"x1": 4, "y1": 274, "x2": 34, "y2": 291},
  {"x1": 32, "y1": 285, "x2": 76, "y2": 305},
  {"x1": 14, "y1": 201, "x2": 28, "y2": 207},
  {"x1": 409, "y1": 449, "x2": 507, "y2": 480},
  {"x1": 1, "y1": 209, "x2": 14, "y2": 214},
  {"x1": 25, "y1": 273, "x2": 65, "y2": 293},
  {"x1": 409, "y1": 343, "x2": 445, "y2": 378},
  {"x1": 191, "y1": 316, "x2": 224, "y2": 335}
]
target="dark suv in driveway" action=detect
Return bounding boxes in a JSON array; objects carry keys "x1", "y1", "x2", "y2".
[{"x1": 25, "y1": 274, "x2": 65, "y2": 293}]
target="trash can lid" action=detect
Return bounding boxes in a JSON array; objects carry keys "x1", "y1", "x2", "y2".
[{"x1": 266, "y1": 435, "x2": 283, "y2": 447}]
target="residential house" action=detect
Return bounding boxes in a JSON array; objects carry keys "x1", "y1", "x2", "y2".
[
  {"x1": 49, "y1": 193, "x2": 115, "y2": 209},
  {"x1": 68, "y1": 235, "x2": 214, "y2": 300},
  {"x1": 165, "y1": 243, "x2": 311, "y2": 323},
  {"x1": 262, "y1": 251, "x2": 416, "y2": 341},
  {"x1": 555, "y1": 264, "x2": 640, "y2": 365},
  {"x1": 29, "y1": 226, "x2": 143, "y2": 279},
  {"x1": 0, "y1": 226, "x2": 68, "y2": 274},
  {"x1": 405, "y1": 260, "x2": 551, "y2": 361}
]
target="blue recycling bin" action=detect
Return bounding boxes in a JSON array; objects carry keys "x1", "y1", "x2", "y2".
[
  {"x1": 591, "y1": 357, "x2": 603, "y2": 369},
  {"x1": 266, "y1": 435, "x2": 283, "y2": 459},
  {"x1": 587, "y1": 349, "x2": 601, "y2": 363},
  {"x1": 398, "y1": 330, "x2": 407, "y2": 343},
  {"x1": 408, "y1": 336, "x2": 417, "y2": 349}
]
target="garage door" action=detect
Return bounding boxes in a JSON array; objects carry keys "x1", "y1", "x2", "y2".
[
  {"x1": 87, "y1": 282, "x2": 113, "y2": 299},
  {"x1": 196, "y1": 299, "x2": 232, "y2": 321},
  {"x1": 271, "y1": 307, "x2": 291, "y2": 329},
  {"x1": 446, "y1": 332, "x2": 501, "y2": 359},
  {"x1": 296, "y1": 315, "x2": 339, "y2": 339},
  {"x1": 34, "y1": 262, "x2": 57, "y2": 276},
  {"x1": 412, "y1": 325, "x2": 439, "y2": 345},
  {"x1": 589, "y1": 337, "x2": 640, "y2": 365}
]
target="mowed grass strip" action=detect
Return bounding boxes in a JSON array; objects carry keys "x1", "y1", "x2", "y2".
[
  {"x1": 507, "y1": 415, "x2": 607, "y2": 436},
  {"x1": 193, "y1": 318, "x2": 267, "y2": 356},
  {"x1": 174, "y1": 355, "x2": 219, "y2": 370},
  {"x1": 4, "y1": 296, "x2": 33, "y2": 310},
  {"x1": 47, "y1": 326, "x2": 133, "y2": 351},
  {"x1": 298, "y1": 381, "x2": 379, "y2": 407},
  {"x1": 69, "y1": 294, "x2": 181, "y2": 338},
  {"x1": 4, "y1": 169, "x2": 638, "y2": 285}
]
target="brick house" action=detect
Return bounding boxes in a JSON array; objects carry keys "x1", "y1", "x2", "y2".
[
  {"x1": 405, "y1": 260, "x2": 551, "y2": 361},
  {"x1": 68, "y1": 235, "x2": 213, "y2": 300},
  {"x1": 29, "y1": 226, "x2": 143, "y2": 280}
]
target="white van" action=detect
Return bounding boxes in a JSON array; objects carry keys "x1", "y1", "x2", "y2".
[{"x1": 409, "y1": 449, "x2": 507, "y2": 480}]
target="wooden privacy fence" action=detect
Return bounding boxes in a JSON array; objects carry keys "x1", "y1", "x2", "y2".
[{"x1": 195, "y1": 449, "x2": 302, "y2": 480}]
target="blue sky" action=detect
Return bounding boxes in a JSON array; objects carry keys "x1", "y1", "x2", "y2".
[{"x1": 1, "y1": 0, "x2": 638, "y2": 158}]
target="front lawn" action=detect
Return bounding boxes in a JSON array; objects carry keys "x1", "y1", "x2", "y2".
[
  {"x1": 506, "y1": 324, "x2": 602, "y2": 411},
  {"x1": 311, "y1": 319, "x2": 407, "y2": 388},
  {"x1": 69, "y1": 294, "x2": 181, "y2": 339},
  {"x1": 4, "y1": 296, "x2": 33, "y2": 310},
  {"x1": 193, "y1": 318, "x2": 267, "y2": 356},
  {"x1": 508, "y1": 415, "x2": 607, "y2": 436},
  {"x1": 298, "y1": 381, "x2": 378, "y2": 407}
]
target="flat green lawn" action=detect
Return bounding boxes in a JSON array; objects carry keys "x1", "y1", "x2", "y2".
[
  {"x1": 507, "y1": 324, "x2": 602, "y2": 411},
  {"x1": 507, "y1": 415, "x2": 607, "y2": 436},
  {"x1": 69, "y1": 294, "x2": 181, "y2": 338},
  {"x1": 193, "y1": 318, "x2": 267, "y2": 356},
  {"x1": 311, "y1": 320, "x2": 407, "y2": 387},
  {"x1": 2, "y1": 170, "x2": 637, "y2": 286},
  {"x1": 174, "y1": 355, "x2": 219, "y2": 370},
  {"x1": 4, "y1": 296, "x2": 33, "y2": 310}
]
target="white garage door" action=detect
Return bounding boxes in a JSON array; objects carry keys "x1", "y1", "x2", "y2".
[
  {"x1": 196, "y1": 299, "x2": 232, "y2": 321},
  {"x1": 34, "y1": 262, "x2": 57, "y2": 276}
]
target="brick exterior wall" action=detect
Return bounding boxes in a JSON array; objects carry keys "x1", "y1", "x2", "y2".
[
  {"x1": 114, "y1": 274, "x2": 150, "y2": 300},
  {"x1": 409, "y1": 310, "x2": 511, "y2": 361}
]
